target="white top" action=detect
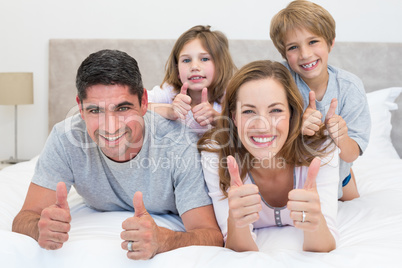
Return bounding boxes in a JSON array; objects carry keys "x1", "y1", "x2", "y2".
[
  {"x1": 148, "y1": 83, "x2": 222, "y2": 134},
  {"x1": 201, "y1": 149, "x2": 339, "y2": 244}
]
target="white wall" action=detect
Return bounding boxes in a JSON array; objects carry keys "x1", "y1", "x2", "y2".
[{"x1": 0, "y1": 0, "x2": 401, "y2": 160}]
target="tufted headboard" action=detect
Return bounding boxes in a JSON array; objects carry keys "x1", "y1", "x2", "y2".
[{"x1": 49, "y1": 39, "x2": 402, "y2": 156}]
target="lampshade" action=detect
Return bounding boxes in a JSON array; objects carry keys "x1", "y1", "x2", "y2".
[{"x1": 0, "y1": 73, "x2": 33, "y2": 105}]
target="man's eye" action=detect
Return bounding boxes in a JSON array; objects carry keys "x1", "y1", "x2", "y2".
[
  {"x1": 89, "y1": 109, "x2": 100, "y2": 114},
  {"x1": 118, "y1": 107, "x2": 129, "y2": 112}
]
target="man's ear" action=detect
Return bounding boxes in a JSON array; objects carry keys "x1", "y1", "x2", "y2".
[
  {"x1": 76, "y1": 95, "x2": 84, "y2": 119},
  {"x1": 141, "y1": 89, "x2": 148, "y2": 115}
]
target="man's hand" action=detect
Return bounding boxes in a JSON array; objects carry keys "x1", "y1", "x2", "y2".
[
  {"x1": 121, "y1": 191, "x2": 160, "y2": 260},
  {"x1": 37, "y1": 182, "x2": 71, "y2": 250}
]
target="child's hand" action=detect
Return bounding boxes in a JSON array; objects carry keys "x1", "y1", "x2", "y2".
[
  {"x1": 192, "y1": 88, "x2": 218, "y2": 126},
  {"x1": 287, "y1": 157, "x2": 322, "y2": 232},
  {"x1": 325, "y1": 98, "x2": 347, "y2": 147},
  {"x1": 302, "y1": 91, "x2": 322, "y2": 136},
  {"x1": 171, "y1": 83, "x2": 192, "y2": 120},
  {"x1": 227, "y1": 156, "x2": 261, "y2": 228}
]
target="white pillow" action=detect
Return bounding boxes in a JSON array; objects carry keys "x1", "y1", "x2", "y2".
[{"x1": 362, "y1": 87, "x2": 402, "y2": 159}]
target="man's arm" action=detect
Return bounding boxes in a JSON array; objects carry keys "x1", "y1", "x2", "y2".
[
  {"x1": 12, "y1": 182, "x2": 71, "y2": 250},
  {"x1": 121, "y1": 192, "x2": 223, "y2": 260}
]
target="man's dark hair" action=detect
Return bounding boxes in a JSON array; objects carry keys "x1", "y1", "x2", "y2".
[{"x1": 76, "y1": 49, "x2": 144, "y2": 104}]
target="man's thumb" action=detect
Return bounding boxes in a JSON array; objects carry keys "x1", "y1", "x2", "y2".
[
  {"x1": 56, "y1": 182, "x2": 69, "y2": 210},
  {"x1": 133, "y1": 191, "x2": 147, "y2": 217},
  {"x1": 228, "y1": 155, "x2": 243, "y2": 187}
]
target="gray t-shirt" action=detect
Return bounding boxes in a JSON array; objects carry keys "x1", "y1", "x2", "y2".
[
  {"x1": 284, "y1": 63, "x2": 371, "y2": 195},
  {"x1": 32, "y1": 111, "x2": 211, "y2": 216}
]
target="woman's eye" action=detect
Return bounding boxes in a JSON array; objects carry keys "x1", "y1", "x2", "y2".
[{"x1": 242, "y1": 110, "x2": 254, "y2": 114}]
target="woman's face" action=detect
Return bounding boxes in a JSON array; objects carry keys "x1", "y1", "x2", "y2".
[{"x1": 233, "y1": 78, "x2": 290, "y2": 161}]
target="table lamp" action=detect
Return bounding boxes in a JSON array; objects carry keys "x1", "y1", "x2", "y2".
[{"x1": 0, "y1": 73, "x2": 34, "y2": 164}]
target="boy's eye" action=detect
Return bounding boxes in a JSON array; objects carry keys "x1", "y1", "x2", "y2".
[
  {"x1": 309, "y1": 40, "x2": 318, "y2": 45},
  {"x1": 287, "y1": 45, "x2": 297, "y2": 51}
]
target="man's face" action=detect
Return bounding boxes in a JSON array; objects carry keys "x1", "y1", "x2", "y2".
[{"x1": 77, "y1": 84, "x2": 148, "y2": 162}]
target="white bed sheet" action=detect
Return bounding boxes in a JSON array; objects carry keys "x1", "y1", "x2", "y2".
[{"x1": 1, "y1": 155, "x2": 402, "y2": 267}]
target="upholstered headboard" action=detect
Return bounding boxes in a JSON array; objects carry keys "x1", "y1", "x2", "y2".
[{"x1": 49, "y1": 39, "x2": 402, "y2": 156}]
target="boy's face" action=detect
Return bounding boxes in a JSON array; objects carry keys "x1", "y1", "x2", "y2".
[
  {"x1": 77, "y1": 84, "x2": 148, "y2": 162},
  {"x1": 284, "y1": 28, "x2": 334, "y2": 86}
]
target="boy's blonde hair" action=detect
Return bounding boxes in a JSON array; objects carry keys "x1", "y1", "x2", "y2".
[
  {"x1": 162, "y1": 25, "x2": 237, "y2": 104},
  {"x1": 270, "y1": 0, "x2": 336, "y2": 59}
]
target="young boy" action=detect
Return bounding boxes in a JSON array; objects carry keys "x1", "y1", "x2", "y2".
[{"x1": 270, "y1": 0, "x2": 371, "y2": 201}]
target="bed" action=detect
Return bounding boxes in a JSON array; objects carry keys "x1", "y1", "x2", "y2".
[{"x1": 1, "y1": 40, "x2": 402, "y2": 267}]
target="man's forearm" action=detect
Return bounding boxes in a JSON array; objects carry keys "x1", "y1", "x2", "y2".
[
  {"x1": 12, "y1": 210, "x2": 40, "y2": 241},
  {"x1": 157, "y1": 227, "x2": 223, "y2": 254}
]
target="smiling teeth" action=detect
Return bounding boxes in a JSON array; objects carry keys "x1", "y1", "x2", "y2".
[
  {"x1": 102, "y1": 133, "x2": 124, "y2": 141},
  {"x1": 190, "y1": 76, "x2": 203, "y2": 80},
  {"x1": 302, "y1": 61, "x2": 317, "y2": 68},
  {"x1": 252, "y1": 136, "x2": 275, "y2": 143}
]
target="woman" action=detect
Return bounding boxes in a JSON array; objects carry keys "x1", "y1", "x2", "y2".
[{"x1": 198, "y1": 60, "x2": 339, "y2": 252}]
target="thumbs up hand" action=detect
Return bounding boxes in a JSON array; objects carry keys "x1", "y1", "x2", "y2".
[
  {"x1": 121, "y1": 191, "x2": 159, "y2": 260},
  {"x1": 227, "y1": 156, "x2": 261, "y2": 228},
  {"x1": 302, "y1": 91, "x2": 323, "y2": 136},
  {"x1": 325, "y1": 98, "x2": 347, "y2": 147},
  {"x1": 192, "y1": 87, "x2": 219, "y2": 126},
  {"x1": 37, "y1": 182, "x2": 71, "y2": 250},
  {"x1": 172, "y1": 82, "x2": 192, "y2": 120},
  {"x1": 287, "y1": 157, "x2": 322, "y2": 232}
]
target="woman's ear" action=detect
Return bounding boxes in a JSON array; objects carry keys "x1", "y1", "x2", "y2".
[{"x1": 231, "y1": 112, "x2": 238, "y2": 127}]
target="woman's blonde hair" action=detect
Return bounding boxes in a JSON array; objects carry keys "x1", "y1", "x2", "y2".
[
  {"x1": 198, "y1": 60, "x2": 333, "y2": 196},
  {"x1": 270, "y1": 0, "x2": 336, "y2": 59},
  {"x1": 162, "y1": 25, "x2": 237, "y2": 104}
]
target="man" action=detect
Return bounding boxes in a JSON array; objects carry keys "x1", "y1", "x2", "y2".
[{"x1": 12, "y1": 49, "x2": 223, "y2": 260}]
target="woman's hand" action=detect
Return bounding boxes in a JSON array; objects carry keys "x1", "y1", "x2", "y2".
[
  {"x1": 287, "y1": 157, "x2": 322, "y2": 232},
  {"x1": 227, "y1": 155, "x2": 262, "y2": 228}
]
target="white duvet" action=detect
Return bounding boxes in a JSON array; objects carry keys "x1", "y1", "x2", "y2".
[{"x1": 1, "y1": 154, "x2": 402, "y2": 268}]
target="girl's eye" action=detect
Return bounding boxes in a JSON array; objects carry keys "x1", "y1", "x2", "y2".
[
  {"x1": 182, "y1": 59, "x2": 190, "y2": 63},
  {"x1": 201, "y1": 57, "x2": 210, "y2": 62}
]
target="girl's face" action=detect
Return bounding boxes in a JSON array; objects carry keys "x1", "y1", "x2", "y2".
[
  {"x1": 178, "y1": 38, "x2": 215, "y2": 92},
  {"x1": 233, "y1": 78, "x2": 290, "y2": 161},
  {"x1": 284, "y1": 28, "x2": 333, "y2": 86}
]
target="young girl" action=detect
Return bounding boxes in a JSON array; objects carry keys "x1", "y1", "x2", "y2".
[
  {"x1": 148, "y1": 25, "x2": 237, "y2": 134},
  {"x1": 198, "y1": 60, "x2": 339, "y2": 252}
]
